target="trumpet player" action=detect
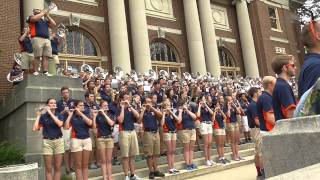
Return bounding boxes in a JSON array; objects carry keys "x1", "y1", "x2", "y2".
[
  {"x1": 32, "y1": 98, "x2": 64, "y2": 180},
  {"x1": 138, "y1": 97, "x2": 165, "y2": 179},
  {"x1": 48, "y1": 30, "x2": 62, "y2": 75},
  {"x1": 26, "y1": 8, "x2": 56, "y2": 76},
  {"x1": 116, "y1": 93, "x2": 142, "y2": 180},
  {"x1": 64, "y1": 100, "x2": 93, "y2": 180},
  {"x1": 92, "y1": 100, "x2": 115, "y2": 180},
  {"x1": 18, "y1": 26, "x2": 34, "y2": 73}
]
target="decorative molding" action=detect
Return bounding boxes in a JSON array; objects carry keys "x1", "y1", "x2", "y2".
[
  {"x1": 211, "y1": 5, "x2": 232, "y2": 32},
  {"x1": 275, "y1": 47, "x2": 286, "y2": 54},
  {"x1": 65, "y1": 0, "x2": 98, "y2": 6},
  {"x1": 259, "y1": 0, "x2": 290, "y2": 9},
  {"x1": 270, "y1": 36, "x2": 289, "y2": 43},
  {"x1": 216, "y1": 36, "x2": 237, "y2": 44},
  {"x1": 147, "y1": 25, "x2": 182, "y2": 35},
  {"x1": 50, "y1": 10, "x2": 104, "y2": 23},
  {"x1": 145, "y1": 0, "x2": 176, "y2": 21}
]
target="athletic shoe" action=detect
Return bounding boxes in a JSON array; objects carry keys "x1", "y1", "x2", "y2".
[
  {"x1": 224, "y1": 158, "x2": 231, "y2": 163},
  {"x1": 218, "y1": 159, "x2": 226, "y2": 164},
  {"x1": 206, "y1": 160, "x2": 212, "y2": 166},
  {"x1": 169, "y1": 169, "x2": 175, "y2": 174},
  {"x1": 239, "y1": 156, "x2": 245, "y2": 160},
  {"x1": 149, "y1": 172, "x2": 155, "y2": 179},
  {"x1": 43, "y1": 72, "x2": 53, "y2": 76},
  {"x1": 130, "y1": 175, "x2": 142, "y2": 180},
  {"x1": 210, "y1": 160, "x2": 217, "y2": 165},
  {"x1": 154, "y1": 170, "x2": 165, "y2": 177},
  {"x1": 33, "y1": 71, "x2": 39, "y2": 76},
  {"x1": 125, "y1": 176, "x2": 130, "y2": 180},
  {"x1": 173, "y1": 168, "x2": 180, "y2": 173},
  {"x1": 191, "y1": 163, "x2": 198, "y2": 170},
  {"x1": 186, "y1": 164, "x2": 192, "y2": 171}
]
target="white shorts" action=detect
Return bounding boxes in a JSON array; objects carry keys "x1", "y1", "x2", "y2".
[
  {"x1": 242, "y1": 116, "x2": 250, "y2": 132},
  {"x1": 61, "y1": 128, "x2": 72, "y2": 151},
  {"x1": 199, "y1": 122, "x2": 213, "y2": 135},
  {"x1": 112, "y1": 124, "x2": 119, "y2": 143}
]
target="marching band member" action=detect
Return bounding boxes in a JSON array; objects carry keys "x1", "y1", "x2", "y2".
[
  {"x1": 18, "y1": 27, "x2": 34, "y2": 73},
  {"x1": 64, "y1": 100, "x2": 93, "y2": 180},
  {"x1": 33, "y1": 98, "x2": 64, "y2": 180}
]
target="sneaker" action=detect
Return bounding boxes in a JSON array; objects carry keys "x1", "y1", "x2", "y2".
[
  {"x1": 130, "y1": 175, "x2": 142, "y2": 180},
  {"x1": 169, "y1": 169, "x2": 175, "y2": 174},
  {"x1": 191, "y1": 163, "x2": 198, "y2": 170},
  {"x1": 239, "y1": 156, "x2": 245, "y2": 160},
  {"x1": 173, "y1": 168, "x2": 180, "y2": 173},
  {"x1": 224, "y1": 158, "x2": 231, "y2": 163},
  {"x1": 206, "y1": 160, "x2": 212, "y2": 166},
  {"x1": 154, "y1": 170, "x2": 165, "y2": 177},
  {"x1": 218, "y1": 159, "x2": 226, "y2": 164},
  {"x1": 33, "y1": 71, "x2": 39, "y2": 76},
  {"x1": 149, "y1": 172, "x2": 155, "y2": 179},
  {"x1": 43, "y1": 72, "x2": 53, "y2": 76},
  {"x1": 89, "y1": 163, "x2": 98, "y2": 169},
  {"x1": 125, "y1": 176, "x2": 130, "y2": 180},
  {"x1": 186, "y1": 164, "x2": 192, "y2": 171},
  {"x1": 209, "y1": 160, "x2": 216, "y2": 165}
]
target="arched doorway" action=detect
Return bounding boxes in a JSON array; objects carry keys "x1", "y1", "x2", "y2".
[
  {"x1": 218, "y1": 47, "x2": 240, "y2": 77},
  {"x1": 150, "y1": 40, "x2": 181, "y2": 75},
  {"x1": 58, "y1": 27, "x2": 101, "y2": 71}
]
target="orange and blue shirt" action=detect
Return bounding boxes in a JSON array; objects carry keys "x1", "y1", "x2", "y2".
[
  {"x1": 198, "y1": 106, "x2": 213, "y2": 122},
  {"x1": 223, "y1": 106, "x2": 237, "y2": 123},
  {"x1": 246, "y1": 101, "x2": 258, "y2": 128},
  {"x1": 257, "y1": 91, "x2": 274, "y2": 131},
  {"x1": 176, "y1": 110, "x2": 195, "y2": 130},
  {"x1": 272, "y1": 78, "x2": 296, "y2": 121},
  {"x1": 38, "y1": 112, "x2": 64, "y2": 139},
  {"x1": 96, "y1": 112, "x2": 114, "y2": 137},
  {"x1": 26, "y1": 16, "x2": 50, "y2": 39},
  {"x1": 162, "y1": 114, "x2": 176, "y2": 132},
  {"x1": 213, "y1": 112, "x2": 225, "y2": 129}
]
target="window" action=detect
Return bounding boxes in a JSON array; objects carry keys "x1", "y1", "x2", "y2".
[
  {"x1": 59, "y1": 30, "x2": 97, "y2": 56},
  {"x1": 150, "y1": 41, "x2": 177, "y2": 62},
  {"x1": 268, "y1": 7, "x2": 281, "y2": 31},
  {"x1": 218, "y1": 47, "x2": 240, "y2": 77}
]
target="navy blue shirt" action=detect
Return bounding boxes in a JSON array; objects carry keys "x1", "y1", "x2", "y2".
[
  {"x1": 153, "y1": 89, "x2": 165, "y2": 104},
  {"x1": 117, "y1": 108, "x2": 136, "y2": 131},
  {"x1": 51, "y1": 37, "x2": 59, "y2": 55},
  {"x1": 84, "y1": 102, "x2": 99, "y2": 117},
  {"x1": 39, "y1": 112, "x2": 64, "y2": 139},
  {"x1": 257, "y1": 91, "x2": 274, "y2": 131},
  {"x1": 246, "y1": 101, "x2": 258, "y2": 128},
  {"x1": 272, "y1": 78, "x2": 296, "y2": 121},
  {"x1": 96, "y1": 113, "x2": 114, "y2": 137},
  {"x1": 56, "y1": 98, "x2": 76, "y2": 116},
  {"x1": 143, "y1": 109, "x2": 159, "y2": 131},
  {"x1": 214, "y1": 112, "x2": 225, "y2": 129},
  {"x1": 70, "y1": 114, "x2": 91, "y2": 139},
  {"x1": 163, "y1": 114, "x2": 176, "y2": 132},
  {"x1": 100, "y1": 91, "x2": 112, "y2": 104},
  {"x1": 298, "y1": 53, "x2": 320, "y2": 98},
  {"x1": 178, "y1": 111, "x2": 195, "y2": 129},
  {"x1": 199, "y1": 106, "x2": 212, "y2": 122}
]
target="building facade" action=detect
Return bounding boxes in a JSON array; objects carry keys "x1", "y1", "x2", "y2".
[{"x1": 0, "y1": 0, "x2": 304, "y2": 101}]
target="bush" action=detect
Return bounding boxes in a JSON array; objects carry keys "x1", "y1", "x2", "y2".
[{"x1": 0, "y1": 141, "x2": 25, "y2": 166}]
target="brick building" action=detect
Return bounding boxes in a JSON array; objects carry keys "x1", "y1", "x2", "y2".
[{"x1": 0, "y1": 0, "x2": 305, "y2": 101}]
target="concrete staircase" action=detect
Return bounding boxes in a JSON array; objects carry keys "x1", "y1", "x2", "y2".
[{"x1": 66, "y1": 141, "x2": 255, "y2": 180}]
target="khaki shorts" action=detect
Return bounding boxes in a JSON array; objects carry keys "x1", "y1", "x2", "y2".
[
  {"x1": 96, "y1": 137, "x2": 114, "y2": 149},
  {"x1": 61, "y1": 128, "x2": 71, "y2": 151},
  {"x1": 50, "y1": 54, "x2": 60, "y2": 64},
  {"x1": 21, "y1": 52, "x2": 34, "y2": 70},
  {"x1": 227, "y1": 122, "x2": 240, "y2": 132},
  {"x1": 251, "y1": 128, "x2": 262, "y2": 156},
  {"x1": 43, "y1": 138, "x2": 65, "y2": 155},
  {"x1": 163, "y1": 132, "x2": 177, "y2": 141},
  {"x1": 199, "y1": 122, "x2": 213, "y2": 135},
  {"x1": 179, "y1": 129, "x2": 196, "y2": 144},
  {"x1": 89, "y1": 129, "x2": 97, "y2": 148},
  {"x1": 143, "y1": 131, "x2": 160, "y2": 156},
  {"x1": 70, "y1": 138, "x2": 92, "y2": 152},
  {"x1": 214, "y1": 128, "x2": 226, "y2": 136},
  {"x1": 119, "y1": 130, "x2": 139, "y2": 157},
  {"x1": 32, "y1": 37, "x2": 52, "y2": 58}
]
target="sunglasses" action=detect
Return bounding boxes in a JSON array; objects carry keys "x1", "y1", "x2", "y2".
[{"x1": 285, "y1": 63, "x2": 296, "y2": 68}]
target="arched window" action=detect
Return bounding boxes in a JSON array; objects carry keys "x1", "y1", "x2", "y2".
[
  {"x1": 218, "y1": 47, "x2": 240, "y2": 77},
  {"x1": 59, "y1": 30, "x2": 97, "y2": 56},
  {"x1": 150, "y1": 41, "x2": 177, "y2": 62}
]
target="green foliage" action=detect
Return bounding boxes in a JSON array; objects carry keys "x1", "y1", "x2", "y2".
[{"x1": 0, "y1": 141, "x2": 25, "y2": 166}]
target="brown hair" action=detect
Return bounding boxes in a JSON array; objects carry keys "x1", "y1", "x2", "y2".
[{"x1": 271, "y1": 55, "x2": 294, "y2": 74}]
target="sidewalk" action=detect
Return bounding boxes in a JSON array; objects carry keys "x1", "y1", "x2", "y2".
[{"x1": 189, "y1": 163, "x2": 257, "y2": 180}]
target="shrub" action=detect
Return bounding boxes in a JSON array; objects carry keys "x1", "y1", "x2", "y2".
[{"x1": 0, "y1": 141, "x2": 25, "y2": 166}]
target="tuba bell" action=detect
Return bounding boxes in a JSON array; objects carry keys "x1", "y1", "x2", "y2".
[
  {"x1": 46, "y1": 2, "x2": 58, "y2": 13},
  {"x1": 7, "y1": 53, "x2": 24, "y2": 83},
  {"x1": 57, "y1": 23, "x2": 68, "y2": 38},
  {"x1": 81, "y1": 64, "x2": 94, "y2": 78},
  {"x1": 159, "y1": 70, "x2": 169, "y2": 80}
]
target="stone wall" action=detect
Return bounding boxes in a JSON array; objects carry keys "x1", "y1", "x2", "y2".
[{"x1": 262, "y1": 115, "x2": 320, "y2": 178}]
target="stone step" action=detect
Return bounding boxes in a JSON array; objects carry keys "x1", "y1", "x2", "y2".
[
  {"x1": 89, "y1": 151, "x2": 254, "y2": 180},
  {"x1": 75, "y1": 143, "x2": 253, "y2": 179}
]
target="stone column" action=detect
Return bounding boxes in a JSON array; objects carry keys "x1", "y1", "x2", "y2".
[
  {"x1": 198, "y1": 0, "x2": 221, "y2": 77},
  {"x1": 24, "y1": 0, "x2": 44, "y2": 22},
  {"x1": 128, "y1": 0, "x2": 152, "y2": 73},
  {"x1": 183, "y1": 0, "x2": 207, "y2": 75},
  {"x1": 235, "y1": 0, "x2": 259, "y2": 78},
  {"x1": 107, "y1": 0, "x2": 131, "y2": 73}
]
